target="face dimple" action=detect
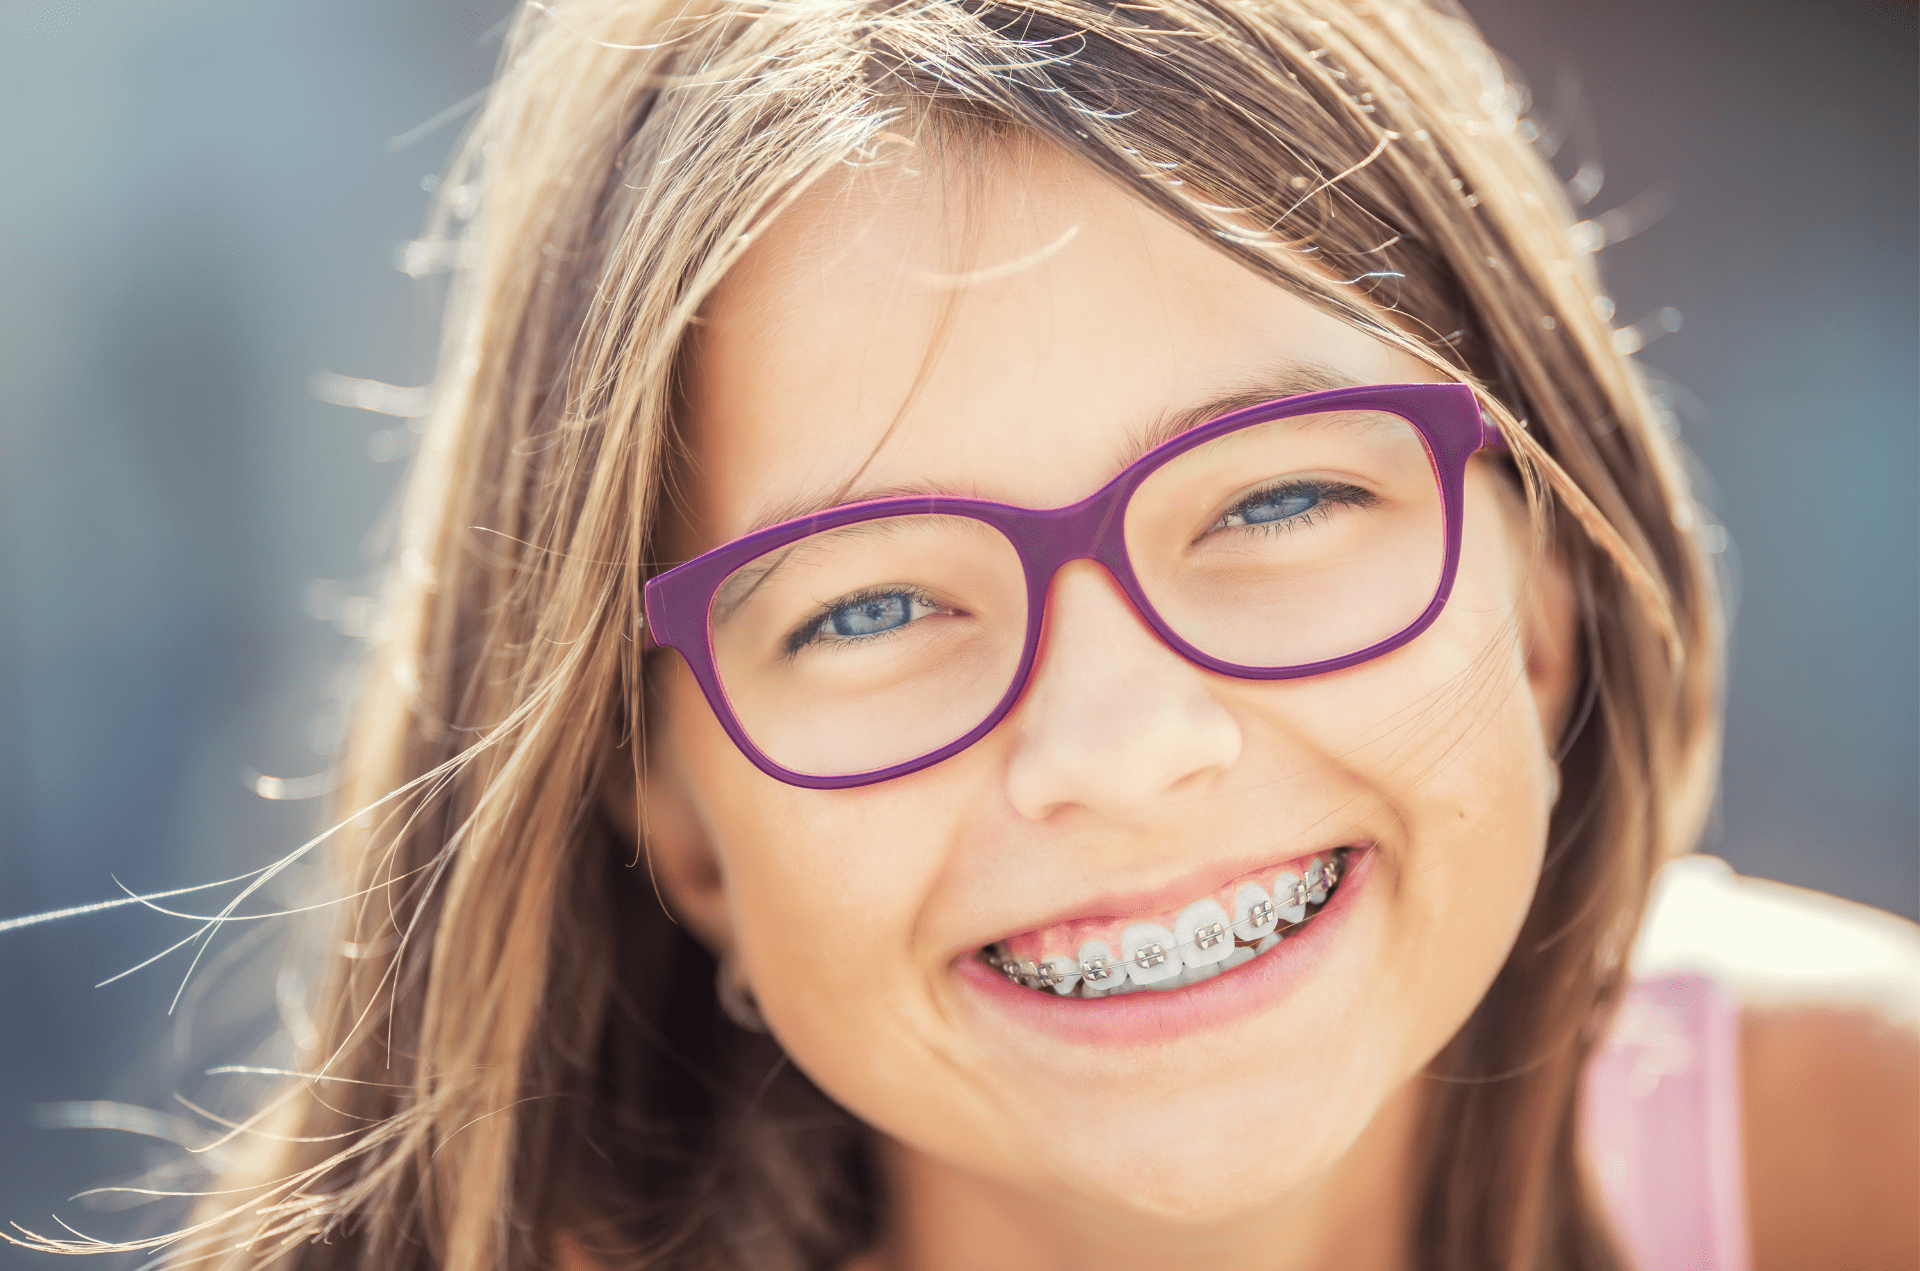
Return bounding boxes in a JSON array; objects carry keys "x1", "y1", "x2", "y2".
[{"x1": 654, "y1": 142, "x2": 1562, "y2": 1221}]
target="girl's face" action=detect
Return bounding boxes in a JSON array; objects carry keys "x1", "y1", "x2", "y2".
[{"x1": 645, "y1": 144, "x2": 1574, "y2": 1226}]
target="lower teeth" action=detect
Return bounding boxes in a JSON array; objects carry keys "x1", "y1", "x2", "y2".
[{"x1": 985, "y1": 849, "x2": 1349, "y2": 999}]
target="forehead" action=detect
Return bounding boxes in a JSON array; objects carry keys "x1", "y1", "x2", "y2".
[{"x1": 681, "y1": 140, "x2": 1414, "y2": 548}]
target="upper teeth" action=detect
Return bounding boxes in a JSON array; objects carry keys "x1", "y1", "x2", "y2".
[
  {"x1": 1122, "y1": 924, "x2": 1182, "y2": 984},
  {"x1": 1172, "y1": 898, "x2": 1235, "y2": 971},
  {"x1": 1079, "y1": 942, "x2": 1118, "y2": 986},
  {"x1": 1274, "y1": 872, "x2": 1308, "y2": 920},
  {"x1": 989, "y1": 849, "x2": 1349, "y2": 997},
  {"x1": 1233, "y1": 884, "x2": 1278, "y2": 942}
]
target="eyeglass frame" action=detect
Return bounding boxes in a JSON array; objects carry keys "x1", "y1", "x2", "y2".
[{"x1": 643, "y1": 381, "x2": 1508, "y2": 790}]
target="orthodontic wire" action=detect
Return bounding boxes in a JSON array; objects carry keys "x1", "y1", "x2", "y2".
[{"x1": 985, "y1": 850, "x2": 1348, "y2": 993}]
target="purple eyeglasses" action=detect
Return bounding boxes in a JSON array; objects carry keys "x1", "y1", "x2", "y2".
[{"x1": 644, "y1": 381, "x2": 1506, "y2": 789}]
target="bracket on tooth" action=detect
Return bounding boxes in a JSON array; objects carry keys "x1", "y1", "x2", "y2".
[
  {"x1": 1319, "y1": 860, "x2": 1341, "y2": 890},
  {"x1": 1282, "y1": 878, "x2": 1310, "y2": 909},
  {"x1": 1033, "y1": 963, "x2": 1063, "y2": 988},
  {"x1": 1081, "y1": 956, "x2": 1114, "y2": 983},
  {"x1": 1194, "y1": 921, "x2": 1227, "y2": 950},
  {"x1": 1249, "y1": 898, "x2": 1276, "y2": 928},
  {"x1": 1133, "y1": 943, "x2": 1167, "y2": 970}
]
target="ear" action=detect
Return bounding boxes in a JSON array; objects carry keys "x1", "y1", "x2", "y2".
[
  {"x1": 1519, "y1": 530, "x2": 1580, "y2": 748},
  {"x1": 599, "y1": 710, "x2": 735, "y2": 955},
  {"x1": 1482, "y1": 455, "x2": 1581, "y2": 747}
]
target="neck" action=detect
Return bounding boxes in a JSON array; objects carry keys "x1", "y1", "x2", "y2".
[{"x1": 868, "y1": 1077, "x2": 1425, "y2": 1271}]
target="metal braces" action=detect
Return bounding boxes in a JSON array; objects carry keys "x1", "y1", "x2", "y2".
[{"x1": 989, "y1": 851, "x2": 1347, "y2": 994}]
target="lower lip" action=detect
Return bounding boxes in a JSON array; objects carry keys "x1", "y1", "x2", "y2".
[{"x1": 952, "y1": 847, "x2": 1377, "y2": 1048}]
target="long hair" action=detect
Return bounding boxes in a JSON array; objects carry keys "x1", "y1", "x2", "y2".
[{"x1": 92, "y1": 0, "x2": 1722, "y2": 1265}]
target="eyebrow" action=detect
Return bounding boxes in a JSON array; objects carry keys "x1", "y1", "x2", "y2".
[
  {"x1": 740, "y1": 361, "x2": 1362, "y2": 534},
  {"x1": 1113, "y1": 361, "x2": 1361, "y2": 470}
]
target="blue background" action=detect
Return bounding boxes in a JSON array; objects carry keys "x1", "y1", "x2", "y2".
[{"x1": 1, "y1": 0, "x2": 1913, "y2": 1254}]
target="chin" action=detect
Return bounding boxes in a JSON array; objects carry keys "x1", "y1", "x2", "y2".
[{"x1": 1013, "y1": 1072, "x2": 1377, "y2": 1224}]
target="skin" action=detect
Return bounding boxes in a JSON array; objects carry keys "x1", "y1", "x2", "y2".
[
  {"x1": 1744, "y1": 1001, "x2": 1919, "y2": 1271},
  {"x1": 601, "y1": 141, "x2": 1918, "y2": 1270}
]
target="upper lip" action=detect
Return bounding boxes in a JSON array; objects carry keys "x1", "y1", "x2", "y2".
[{"x1": 961, "y1": 840, "x2": 1366, "y2": 955}]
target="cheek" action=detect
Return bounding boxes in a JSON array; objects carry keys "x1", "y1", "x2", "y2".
[
  {"x1": 1356, "y1": 490, "x2": 1552, "y2": 1036},
  {"x1": 663, "y1": 660, "x2": 969, "y2": 1087}
]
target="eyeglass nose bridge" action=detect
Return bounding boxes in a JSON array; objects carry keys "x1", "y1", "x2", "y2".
[
  {"x1": 996, "y1": 480, "x2": 1152, "y2": 615},
  {"x1": 985, "y1": 479, "x2": 1190, "y2": 696}
]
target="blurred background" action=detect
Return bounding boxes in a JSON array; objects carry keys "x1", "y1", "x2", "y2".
[{"x1": 0, "y1": 0, "x2": 1912, "y2": 1254}]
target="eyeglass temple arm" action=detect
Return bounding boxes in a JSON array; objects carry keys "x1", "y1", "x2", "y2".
[{"x1": 1478, "y1": 409, "x2": 1512, "y2": 453}]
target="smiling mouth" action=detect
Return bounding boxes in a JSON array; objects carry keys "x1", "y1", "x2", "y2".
[{"x1": 980, "y1": 847, "x2": 1353, "y2": 999}]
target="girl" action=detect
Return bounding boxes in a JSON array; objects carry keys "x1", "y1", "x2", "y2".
[{"x1": 48, "y1": 0, "x2": 1916, "y2": 1267}]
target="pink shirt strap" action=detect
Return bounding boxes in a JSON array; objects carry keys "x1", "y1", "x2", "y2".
[{"x1": 1580, "y1": 971, "x2": 1752, "y2": 1271}]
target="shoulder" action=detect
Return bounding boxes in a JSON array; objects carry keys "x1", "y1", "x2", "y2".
[{"x1": 1635, "y1": 856, "x2": 1920, "y2": 1271}]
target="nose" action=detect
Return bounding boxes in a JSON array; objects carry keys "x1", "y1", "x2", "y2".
[{"x1": 1003, "y1": 561, "x2": 1243, "y2": 823}]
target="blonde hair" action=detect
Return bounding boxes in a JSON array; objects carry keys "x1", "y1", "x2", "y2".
[{"x1": 68, "y1": 0, "x2": 1723, "y2": 1265}]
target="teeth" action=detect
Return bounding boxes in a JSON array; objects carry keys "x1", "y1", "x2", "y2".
[
  {"x1": 1272, "y1": 870, "x2": 1308, "y2": 923},
  {"x1": 1173, "y1": 898, "x2": 1235, "y2": 969},
  {"x1": 992, "y1": 849, "x2": 1349, "y2": 998},
  {"x1": 1037, "y1": 954, "x2": 1080, "y2": 995},
  {"x1": 1121, "y1": 923, "x2": 1184, "y2": 985},
  {"x1": 1232, "y1": 882, "x2": 1277, "y2": 942},
  {"x1": 1077, "y1": 940, "x2": 1128, "y2": 994}
]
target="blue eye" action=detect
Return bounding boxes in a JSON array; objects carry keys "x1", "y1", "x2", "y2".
[
  {"x1": 827, "y1": 593, "x2": 913, "y2": 638},
  {"x1": 1217, "y1": 479, "x2": 1376, "y2": 532},
  {"x1": 1237, "y1": 489, "x2": 1319, "y2": 524},
  {"x1": 786, "y1": 587, "x2": 945, "y2": 656}
]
